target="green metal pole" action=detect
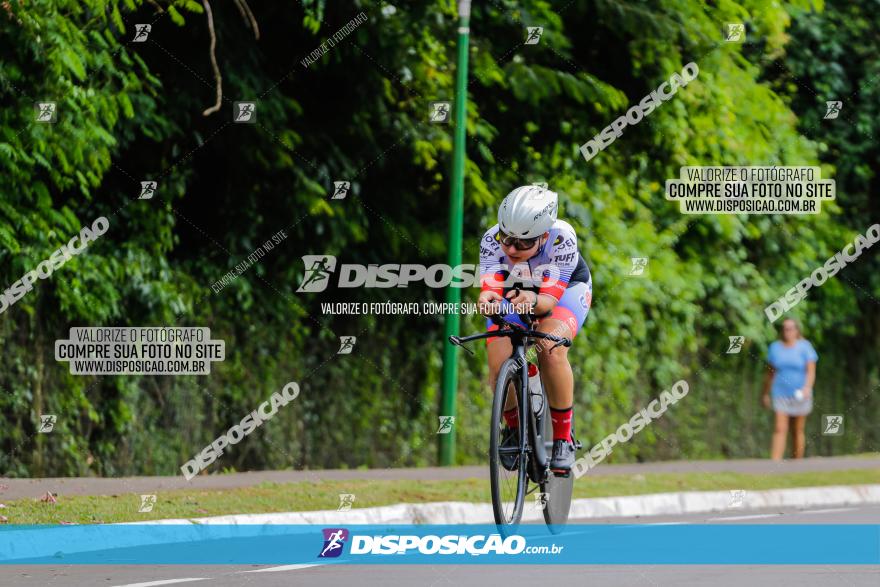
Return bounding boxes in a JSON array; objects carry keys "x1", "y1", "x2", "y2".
[{"x1": 439, "y1": 0, "x2": 471, "y2": 466}]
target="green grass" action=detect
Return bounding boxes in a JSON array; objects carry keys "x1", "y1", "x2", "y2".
[{"x1": 3, "y1": 468, "x2": 879, "y2": 525}]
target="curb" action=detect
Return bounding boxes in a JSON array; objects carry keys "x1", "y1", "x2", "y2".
[
  {"x1": 131, "y1": 483, "x2": 880, "y2": 525},
  {"x1": 2, "y1": 485, "x2": 877, "y2": 561}
]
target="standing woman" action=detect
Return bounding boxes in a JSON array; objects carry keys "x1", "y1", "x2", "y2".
[{"x1": 761, "y1": 318, "x2": 818, "y2": 460}]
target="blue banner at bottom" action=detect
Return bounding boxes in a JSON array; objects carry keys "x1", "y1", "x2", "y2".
[{"x1": 1, "y1": 524, "x2": 878, "y2": 564}]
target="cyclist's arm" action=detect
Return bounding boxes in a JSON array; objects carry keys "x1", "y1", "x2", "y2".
[
  {"x1": 534, "y1": 292, "x2": 558, "y2": 314},
  {"x1": 535, "y1": 227, "x2": 579, "y2": 311},
  {"x1": 505, "y1": 289, "x2": 557, "y2": 315},
  {"x1": 479, "y1": 228, "x2": 507, "y2": 315}
]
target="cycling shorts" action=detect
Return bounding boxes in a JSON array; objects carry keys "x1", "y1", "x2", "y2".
[{"x1": 485, "y1": 278, "x2": 592, "y2": 344}]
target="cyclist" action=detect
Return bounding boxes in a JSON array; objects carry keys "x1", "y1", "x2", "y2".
[{"x1": 478, "y1": 185, "x2": 592, "y2": 473}]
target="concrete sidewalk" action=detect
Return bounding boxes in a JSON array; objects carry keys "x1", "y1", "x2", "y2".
[{"x1": 1, "y1": 455, "x2": 877, "y2": 501}]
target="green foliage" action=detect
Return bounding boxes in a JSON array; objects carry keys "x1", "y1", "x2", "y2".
[{"x1": 0, "y1": 0, "x2": 876, "y2": 477}]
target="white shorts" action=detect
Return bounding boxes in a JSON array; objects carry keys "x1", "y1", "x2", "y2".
[{"x1": 773, "y1": 395, "x2": 813, "y2": 416}]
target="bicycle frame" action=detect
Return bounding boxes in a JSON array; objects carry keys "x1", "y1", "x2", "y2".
[{"x1": 449, "y1": 316, "x2": 571, "y2": 480}]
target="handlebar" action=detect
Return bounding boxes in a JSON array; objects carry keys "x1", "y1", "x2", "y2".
[
  {"x1": 448, "y1": 315, "x2": 572, "y2": 356},
  {"x1": 448, "y1": 288, "x2": 571, "y2": 354}
]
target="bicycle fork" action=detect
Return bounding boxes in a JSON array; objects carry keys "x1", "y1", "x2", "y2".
[{"x1": 513, "y1": 342, "x2": 550, "y2": 482}]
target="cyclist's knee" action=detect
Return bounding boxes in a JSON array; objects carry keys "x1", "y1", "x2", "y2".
[
  {"x1": 537, "y1": 344, "x2": 569, "y2": 369},
  {"x1": 535, "y1": 318, "x2": 572, "y2": 369}
]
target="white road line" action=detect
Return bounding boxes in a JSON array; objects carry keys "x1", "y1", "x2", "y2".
[
  {"x1": 241, "y1": 564, "x2": 324, "y2": 573},
  {"x1": 707, "y1": 513, "x2": 782, "y2": 522},
  {"x1": 799, "y1": 507, "x2": 857, "y2": 515},
  {"x1": 111, "y1": 579, "x2": 208, "y2": 587},
  {"x1": 647, "y1": 522, "x2": 685, "y2": 525}
]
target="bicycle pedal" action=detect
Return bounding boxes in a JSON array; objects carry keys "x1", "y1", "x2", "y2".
[{"x1": 550, "y1": 468, "x2": 572, "y2": 478}]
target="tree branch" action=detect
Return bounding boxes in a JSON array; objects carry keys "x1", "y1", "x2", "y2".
[
  {"x1": 201, "y1": 0, "x2": 223, "y2": 116},
  {"x1": 233, "y1": 0, "x2": 260, "y2": 40}
]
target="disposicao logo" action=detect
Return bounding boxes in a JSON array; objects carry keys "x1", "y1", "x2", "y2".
[
  {"x1": 318, "y1": 528, "x2": 349, "y2": 558},
  {"x1": 296, "y1": 255, "x2": 563, "y2": 292},
  {"x1": 298, "y1": 255, "x2": 338, "y2": 293}
]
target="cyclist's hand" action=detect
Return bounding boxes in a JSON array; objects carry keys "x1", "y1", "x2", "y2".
[
  {"x1": 478, "y1": 290, "x2": 503, "y2": 316},
  {"x1": 505, "y1": 289, "x2": 537, "y2": 313}
]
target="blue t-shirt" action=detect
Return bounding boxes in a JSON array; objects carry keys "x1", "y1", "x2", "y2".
[{"x1": 767, "y1": 340, "x2": 818, "y2": 398}]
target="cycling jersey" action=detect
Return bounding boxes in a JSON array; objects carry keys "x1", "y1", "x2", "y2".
[
  {"x1": 479, "y1": 219, "x2": 589, "y2": 299},
  {"x1": 480, "y1": 219, "x2": 592, "y2": 339}
]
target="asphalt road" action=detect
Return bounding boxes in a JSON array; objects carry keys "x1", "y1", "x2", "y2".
[{"x1": 3, "y1": 505, "x2": 878, "y2": 587}]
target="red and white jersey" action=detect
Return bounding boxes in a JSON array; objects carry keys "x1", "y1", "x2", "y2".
[{"x1": 479, "y1": 219, "x2": 587, "y2": 301}]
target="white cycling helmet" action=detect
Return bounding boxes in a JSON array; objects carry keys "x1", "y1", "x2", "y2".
[{"x1": 497, "y1": 185, "x2": 558, "y2": 238}]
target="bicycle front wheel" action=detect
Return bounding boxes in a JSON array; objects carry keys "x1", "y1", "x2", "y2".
[
  {"x1": 489, "y1": 358, "x2": 528, "y2": 528},
  {"x1": 540, "y1": 400, "x2": 574, "y2": 533}
]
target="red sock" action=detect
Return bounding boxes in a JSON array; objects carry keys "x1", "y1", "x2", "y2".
[
  {"x1": 503, "y1": 407, "x2": 519, "y2": 429},
  {"x1": 550, "y1": 406, "x2": 573, "y2": 441}
]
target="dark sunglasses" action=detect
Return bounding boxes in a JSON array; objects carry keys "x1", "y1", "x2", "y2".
[{"x1": 498, "y1": 230, "x2": 540, "y2": 251}]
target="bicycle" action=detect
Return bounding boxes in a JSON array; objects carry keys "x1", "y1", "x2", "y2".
[{"x1": 449, "y1": 301, "x2": 582, "y2": 533}]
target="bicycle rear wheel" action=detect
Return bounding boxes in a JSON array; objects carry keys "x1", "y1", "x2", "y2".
[{"x1": 489, "y1": 358, "x2": 527, "y2": 528}]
